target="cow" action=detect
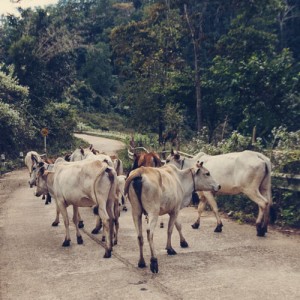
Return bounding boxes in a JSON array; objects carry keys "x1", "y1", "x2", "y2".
[
  {"x1": 166, "y1": 150, "x2": 272, "y2": 237},
  {"x1": 34, "y1": 159, "x2": 119, "y2": 258},
  {"x1": 131, "y1": 152, "x2": 163, "y2": 171},
  {"x1": 125, "y1": 163, "x2": 220, "y2": 273},
  {"x1": 30, "y1": 158, "x2": 85, "y2": 227},
  {"x1": 65, "y1": 145, "x2": 121, "y2": 235}
]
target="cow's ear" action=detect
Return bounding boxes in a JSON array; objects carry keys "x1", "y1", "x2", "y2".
[
  {"x1": 39, "y1": 166, "x2": 45, "y2": 175},
  {"x1": 80, "y1": 147, "x2": 84, "y2": 155},
  {"x1": 38, "y1": 162, "x2": 44, "y2": 167},
  {"x1": 31, "y1": 154, "x2": 38, "y2": 163},
  {"x1": 174, "y1": 152, "x2": 180, "y2": 160}
]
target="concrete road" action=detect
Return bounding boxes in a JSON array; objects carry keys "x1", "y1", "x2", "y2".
[{"x1": 1, "y1": 134, "x2": 300, "y2": 300}]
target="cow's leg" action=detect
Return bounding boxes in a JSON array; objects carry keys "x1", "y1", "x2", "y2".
[
  {"x1": 113, "y1": 199, "x2": 120, "y2": 245},
  {"x1": 52, "y1": 205, "x2": 60, "y2": 227},
  {"x1": 174, "y1": 219, "x2": 188, "y2": 248},
  {"x1": 91, "y1": 206, "x2": 102, "y2": 235},
  {"x1": 73, "y1": 205, "x2": 83, "y2": 244},
  {"x1": 132, "y1": 212, "x2": 146, "y2": 269},
  {"x1": 260, "y1": 186, "x2": 272, "y2": 232},
  {"x1": 192, "y1": 193, "x2": 207, "y2": 229},
  {"x1": 147, "y1": 214, "x2": 159, "y2": 273},
  {"x1": 165, "y1": 212, "x2": 178, "y2": 255},
  {"x1": 204, "y1": 192, "x2": 223, "y2": 232},
  {"x1": 77, "y1": 210, "x2": 84, "y2": 229},
  {"x1": 245, "y1": 190, "x2": 268, "y2": 236},
  {"x1": 45, "y1": 193, "x2": 51, "y2": 205},
  {"x1": 97, "y1": 203, "x2": 112, "y2": 258},
  {"x1": 121, "y1": 194, "x2": 127, "y2": 211},
  {"x1": 57, "y1": 201, "x2": 71, "y2": 247}
]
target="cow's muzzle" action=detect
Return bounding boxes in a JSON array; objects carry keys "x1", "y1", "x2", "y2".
[{"x1": 212, "y1": 184, "x2": 221, "y2": 194}]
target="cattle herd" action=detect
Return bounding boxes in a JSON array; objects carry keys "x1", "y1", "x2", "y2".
[{"x1": 24, "y1": 146, "x2": 272, "y2": 273}]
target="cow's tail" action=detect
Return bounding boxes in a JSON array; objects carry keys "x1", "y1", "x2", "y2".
[
  {"x1": 93, "y1": 164, "x2": 113, "y2": 205},
  {"x1": 125, "y1": 169, "x2": 147, "y2": 215},
  {"x1": 257, "y1": 153, "x2": 275, "y2": 223}
]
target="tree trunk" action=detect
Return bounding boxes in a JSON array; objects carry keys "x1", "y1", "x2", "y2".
[{"x1": 184, "y1": 4, "x2": 203, "y2": 132}]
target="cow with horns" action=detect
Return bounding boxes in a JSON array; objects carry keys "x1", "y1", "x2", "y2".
[{"x1": 166, "y1": 150, "x2": 273, "y2": 237}]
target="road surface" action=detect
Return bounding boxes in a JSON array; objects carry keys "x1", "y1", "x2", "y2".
[{"x1": 1, "y1": 134, "x2": 300, "y2": 300}]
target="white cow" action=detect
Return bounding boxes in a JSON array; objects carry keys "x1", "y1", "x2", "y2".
[
  {"x1": 35, "y1": 159, "x2": 118, "y2": 258},
  {"x1": 125, "y1": 163, "x2": 220, "y2": 273},
  {"x1": 166, "y1": 150, "x2": 272, "y2": 237},
  {"x1": 24, "y1": 151, "x2": 42, "y2": 187},
  {"x1": 65, "y1": 145, "x2": 121, "y2": 235}
]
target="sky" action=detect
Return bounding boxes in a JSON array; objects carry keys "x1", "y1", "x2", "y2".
[{"x1": 0, "y1": 0, "x2": 59, "y2": 16}]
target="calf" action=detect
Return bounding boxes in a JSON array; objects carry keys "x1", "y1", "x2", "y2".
[{"x1": 125, "y1": 163, "x2": 220, "y2": 273}]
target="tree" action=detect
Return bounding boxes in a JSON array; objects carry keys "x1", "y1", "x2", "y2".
[
  {"x1": 111, "y1": 2, "x2": 189, "y2": 139},
  {"x1": 0, "y1": 64, "x2": 36, "y2": 155}
]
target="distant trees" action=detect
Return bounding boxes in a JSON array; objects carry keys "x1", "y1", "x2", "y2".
[{"x1": 0, "y1": 0, "x2": 299, "y2": 155}]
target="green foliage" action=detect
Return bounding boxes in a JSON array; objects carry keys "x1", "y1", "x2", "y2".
[
  {"x1": 272, "y1": 189, "x2": 300, "y2": 227},
  {"x1": 77, "y1": 112, "x2": 127, "y2": 132},
  {"x1": 42, "y1": 102, "x2": 77, "y2": 152},
  {"x1": 269, "y1": 127, "x2": 300, "y2": 173},
  {"x1": 0, "y1": 64, "x2": 36, "y2": 156},
  {"x1": 184, "y1": 130, "x2": 264, "y2": 155}
]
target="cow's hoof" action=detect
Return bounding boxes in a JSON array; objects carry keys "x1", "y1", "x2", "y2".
[
  {"x1": 78, "y1": 221, "x2": 84, "y2": 229},
  {"x1": 113, "y1": 240, "x2": 118, "y2": 246},
  {"x1": 103, "y1": 250, "x2": 111, "y2": 258},
  {"x1": 77, "y1": 236, "x2": 83, "y2": 244},
  {"x1": 167, "y1": 248, "x2": 177, "y2": 255},
  {"x1": 91, "y1": 228, "x2": 100, "y2": 234},
  {"x1": 160, "y1": 222, "x2": 164, "y2": 228},
  {"x1": 42, "y1": 195, "x2": 45, "y2": 200},
  {"x1": 180, "y1": 240, "x2": 189, "y2": 248},
  {"x1": 123, "y1": 207, "x2": 127, "y2": 212},
  {"x1": 214, "y1": 223, "x2": 223, "y2": 233},
  {"x1": 102, "y1": 236, "x2": 106, "y2": 242},
  {"x1": 45, "y1": 202, "x2": 49, "y2": 205},
  {"x1": 138, "y1": 259, "x2": 146, "y2": 268},
  {"x1": 62, "y1": 239, "x2": 70, "y2": 247},
  {"x1": 256, "y1": 223, "x2": 266, "y2": 237},
  {"x1": 52, "y1": 221, "x2": 59, "y2": 227},
  {"x1": 150, "y1": 258, "x2": 158, "y2": 273},
  {"x1": 191, "y1": 222, "x2": 200, "y2": 229}
]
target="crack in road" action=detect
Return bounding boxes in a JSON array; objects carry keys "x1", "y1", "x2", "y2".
[{"x1": 81, "y1": 227, "x2": 183, "y2": 300}]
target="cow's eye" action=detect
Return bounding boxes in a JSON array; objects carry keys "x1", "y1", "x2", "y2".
[
  {"x1": 206, "y1": 172, "x2": 210, "y2": 176},
  {"x1": 166, "y1": 159, "x2": 170, "y2": 163}
]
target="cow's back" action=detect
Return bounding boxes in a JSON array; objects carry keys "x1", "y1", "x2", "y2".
[
  {"x1": 52, "y1": 160, "x2": 110, "y2": 206},
  {"x1": 201, "y1": 151, "x2": 267, "y2": 194},
  {"x1": 132, "y1": 166, "x2": 183, "y2": 215}
]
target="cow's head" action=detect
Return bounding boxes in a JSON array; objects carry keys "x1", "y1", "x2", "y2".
[
  {"x1": 29, "y1": 165, "x2": 38, "y2": 188},
  {"x1": 34, "y1": 162, "x2": 49, "y2": 197},
  {"x1": 193, "y1": 163, "x2": 221, "y2": 193},
  {"x1": 165, "y1": 149, "x2": 182, "y2": 168}
]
